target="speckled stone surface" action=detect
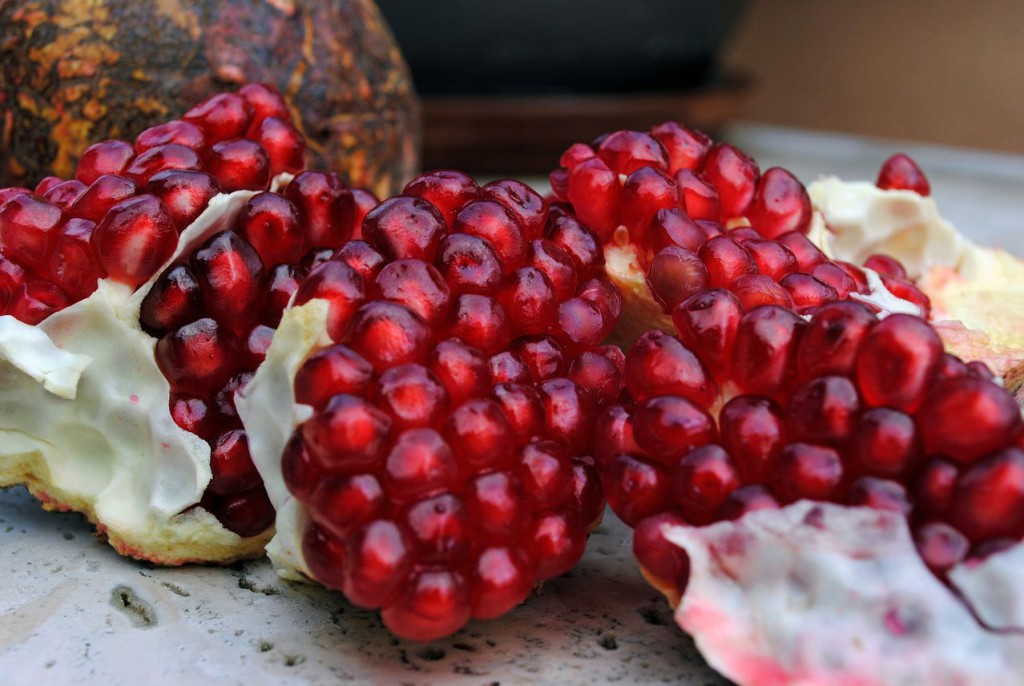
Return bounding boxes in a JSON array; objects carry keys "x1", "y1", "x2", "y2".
[{"x1": 2, "y1": 125, "x2": 1021, "y2": 685}]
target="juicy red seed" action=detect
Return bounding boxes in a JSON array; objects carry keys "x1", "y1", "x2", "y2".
[
  {"x1": 548, "y1": 168, "x2": 569, "y2": 200},
  {"x1": 33, "y1": 177, "x2": 62, "y2": 194},
  {"x1": 778, "y1": 231, "x2": 826, "y2": 271},
  {"x1": 731, "y1": 305, "x2": 805, "y2": 398},
  {"x1": 560, "y1": 142, "x2": 596, "y2": 170},
  {"x1": 730, "y1": 274, "x2": 794, "y2": 311},
  {"x1": 124, "y1": 144, "x2": 203, "y2": 185},
  {"x1": 135, "y1": 120, "x2": 206, "y2": 153},
  {"x1": 293, "y1": 259, "x2": 366, "y2": 341},
  {"x1": 346, "y1": 301, "x2": 432, "y2": 372},
  {"x1": 720, "y1": 484, "x2": 781, "y2": 521},
  {"x1": 351, "y1": 188, "x2": 378, "y2": 239},
  {"x1": 602, "y1": 454, "x2": 672, "y2": 526},
  {"x1": 208, "y1": 429, "x2": 261, "y2": 496},
  {"x1": 489, "y1": 351, "x2": 529, "y2": 384},
  {"x1": 343, "y1": 519, "x2": 411, "y2": 608},
  {"x1": 146, "y1": 170, "x2": 221, "y2": 231},
  {"x1": 402, "y1": 493, "x2": 470, "y2": 563},
  {"x1": 620, "y1": 166, "x2": 680, "y2": 242},
  {"x1": 8, "y1": 279, "x2": 71, "y2": 324},
  {"x1": 593, "y1": 405, "x2": 641, "y2": 467},
  {"x1": 634, "y1": 395, "x2": 716, "y2": 467},
  {"x1": 375, "y1": 259, "x2": 451, "y2": 327},
  {"x1": 497, "y1": 267, "x2": 557, "y2": 334},
  {"x1": 781, "y1": 273, "x2": 838, "y2": 312},
  {"x1": 250, "y1": 116, "x2": 306, "y2": 175},
  {"x1": 546, "y1": 214, "x2": 604, "y2": 279},
  {"x1": 511, "y1": 335, "x2": 566, "y2": 382},
  {"x1": 285, "y1": 171, "x2": 355, "y2": 250},
  {"x1": 169, "y1": 394, "x2": 222, "y2": 441},
  {"x1": 380, "y1": 569, "x2": 470, "y2": 641},
  {"x1": 538, "y1": 378, "x2": 595, "y2": 454},
  {"x1": 701, "y1": 143, "x2": 759, "y2": 219},
  {"x1": 464, "y1": 471, "x2": 526, "y2": 541},
  {"x1": 951, "y1": 448, "x2": 1024, "y2": 540},
  {"x1": 304, "y1": 248, "x2": 335, "y2": 270},
  {"x1": 647, "y1": 246, "x2": 708, "y2": 312},
  {"x1": 936, "y1": 353, "x2": 970, "y2": 382},
  {"x1": 403, "y1": 170, "x2": 479, "y2": 228},
  {"x1": 728, "y1": 226, "x2": 761, "y2": 243},
  {"x1": 239, "y1": 83, "x2": 290, "y2": 122},
  {"x1": 76, "y1": 140, "x2": 135, "y2": 184},
  {"x1": 633, "y1": 512, "x2": 690, "y2": 590},
  {"x1": 518, "y1": 440, "x2": 573, "y2": 509},
  {"x1": 191, "y1": 231, "x2": 264, "y2": 333},
  {"x1": 245, "y1": 324, "x2": 274, "y2": 365},
  {"x1": 671, "y1": 290, "x2": 742, "y2": 378},
  {"x1": 719, "y1": 395, "x2": 788, "y2": 482},
  {"x1": 308, "y1": 473, "x2": 385, "y2": 537},
  {"x1": 427, "y1": 339, "x2": 489, "y2": 406},
  {"x1": 214, "y1": 486, "x2": 275, "y2": 537},
  {"x1": 597, "y1": 130, "x2": 669, "y2": 174},
  {"x1": 797, "y1": 301, "x2": 877, "y2": 379},
  {"x1": 856, "y1": 313, "x2": 942, "y2": 413},
  {"x1": 877, "y1": 153, "x2": 931, "y2": 196},
  {"x1": 491, "y1": 382, "x2": 545, "y2": 444},
  {"x1": 140, "y1": 264, "x2": 202, "y2": 335},
  {"x1": 382, "y1": 428, "x2": 458, "y2": 503},
  {"x1": 282, "y1": 434, "x2": 321, "y2": 501},
  {"x1": 436, "y1": 232, "x2": 504, "y2": 295},
  {"x1": 652, "y1": 121, "x2": 712, "y2": 173},
  {"x1": 529, "y1": 239, "x2": 577, "y2": 300},
  {"x1": 914, "y1": 458, "x2": 959, "y2": 518},
  {"x1": 810, "y1": 262, "x2": 858, "y2": 299},
  {"x1": 864, "y1": 253, "x2": 908, "y2": 280},
  {"x1": 671, "y1": 444, "x2": 742, "y2": 525},
  {"x1": 293, "y1": 344, "x2": 374, "y2": 409},
  {"x1": 183, "y1": 92, "x2": 254, "y2": 143},
  {"x1": 155, "y1": 318, "x2": 239, "y2": 394},
  {"x1": 334, "y1": 240, "x2": 384, "y2": 282},
  {"x1": 0, "y1": 256, "x2": 26, "y2": 305},
  {"x1": 644, "y1": 208, "x2": 707, "y2": 258},
  {"x1": 446, "y1": 293, "x2": 511, "y2": 355},
  {"x1": 214, "y1": 370, "x2": 252, "y2": 418},
  {"x1": 453, "y1": 200, "x2": 527, "y2": 275},
  {"x1": 0, "y1": 187, "x2": 29, "y2": 212},
  {"x1": 914, "y1": 522, "x2": 969, "y2": 574},
  {"x1": 43, "y1": 180, "x2": 87, "y2": 210},
  {"x1": 235, "y1": 191, "x2": 305, "y2": 267},
  {"x1": 568, "y1": 346, "x2": 625, "y2": 406},
  {"x1": 968, "y1": 360, "x2": 996, "y2": 381},
  {"x1": 556, "y1": 296, "x2": 608, "y2": 353},
  {"x1": 0, "y1": 194, "x2": 64, "y2": 272},
  {"x1": 470, "y1": 547, "x2": 533, "y2": 620},
  {"x1": 916, "y1": 376, "x2": 1023, "y2": 464},
  {"x1": 363, "y1": 195, "x2": 446, "y2": 262},
  {"x1": 881, "y1": 275, "x2": 931, "y2": 316},
  {"x1": 747, "y1": 167, "x2": 812, "y2": 238},
  {"x1": 482, "y1": 179, "x2": 546, "y2": 240},
  {"x1": 526, "y1": 510, "x2": 586, "y2": 580},
  {"x1": 771, "y1": 443, "x2": 844, "y2": 503},
  {"x1": 93, "y1": 194, "x2": 178, "y2": 287},
  {"x1": 625, "y1": 329, "x2": 715, "y2": 406},
  {"x1": 262, "y1": 263, "x2": 303, "y2": 326},
  {"x1": 578, "y1": 277, "x2": 622, "y2": 324},
  {"x1": 698, "y1": 235, "x2": 756, "y2": 288},
  {"x1": 302, "y1": 393, "x2": 393, "y2": 470},
  {"x1": 443, "y1": 398, "x2": 515, "y2": 470},
  {"x1": 850, "y1": 407, "x2": 919, "y2": 477},
  {"x1": 746, "y1": 239, "x2": 800, "y2": 279},
  {"x1": 377, "y1": 364, "x2": 448, "y2": 428},
  {"x1": 566, "y1": 157, "x2": 620, "y2": 240},
  {"x1": 836, "y1": 261, "x2": 869, "y2": 293},
  {"x1": 671, "y1": 169, "x2": 720, "y2": 223},
  {"x1": 204, "y1": 139, "x2": 270, "y2": 192},
  {"x1": 70, "y1": 174, "x2": 138, "y2": 223},
  {"x1": 847, "y1": 477, "x2": 911, "y2": 515}
]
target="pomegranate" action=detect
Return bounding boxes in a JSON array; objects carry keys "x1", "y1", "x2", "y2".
[
  {"x1": 237, "y1": 172, "x2": 617, "y2": 641},
  {"x1": 0, "y1": 84, "x2": 379, "y2": 564}
]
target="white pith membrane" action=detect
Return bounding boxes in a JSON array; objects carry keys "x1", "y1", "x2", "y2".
[{"x1": 0, "y1": 176, "x2": 293, "y2": 564}]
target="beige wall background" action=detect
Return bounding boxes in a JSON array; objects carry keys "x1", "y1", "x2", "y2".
[{"x1": 723, "y1": 0, "x2": 1024, "y2": 154}]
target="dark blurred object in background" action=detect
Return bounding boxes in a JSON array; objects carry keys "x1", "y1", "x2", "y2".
[{"x1": 378, "y1": 0, "x2": 750, "y2": 173}]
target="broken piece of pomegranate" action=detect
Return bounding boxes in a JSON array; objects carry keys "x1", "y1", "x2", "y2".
[
  {"x1": 237, "y1": 172, "x2": 617, "y2": 641},
  {"x1": 0, "y1": 84, "x2": 376, "y2": 564}
]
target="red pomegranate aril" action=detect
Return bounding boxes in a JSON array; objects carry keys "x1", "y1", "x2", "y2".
[
  {"x1": 284, "y1": 171, "x2": 355, "y2": 250},
  {"x1": 135, "y1": 120, "x2": 206, "y2": 153},
  {"x1": 375, "y1": 260, "x2": 451, "y2": 328},
  {"x1": 914, "y1": 522, "x2": 969, "y2": 574},
  {"x1": 42, "y1": 180, "x2": 87, "y2": 210},
  {"x1": 529, "y1": 239, "x2": 578, "y2": 300},
  {"x1": 482, "y1": 179, "x2": 546, "y2": 241},
  {"x1": 488, "y1": 348, "x2": 527, "y2": 384},
  {"x1": 208, "y1": 429, "x2": 261, "y2": 496},
  {"x1": 546, "y1": 214, "x2": 604, "y2": 280},
  {"x1": 293, "y1": 344, "x2": 373, "y2": 409},
  {"x1": 548, "y1": 168, "x2": 569, "y2": 199},
  {"x1": 567, "y1": 157, "x2": 621, "y2": 240},
  {"x1": 701, "y1": 143, "x2": 759, "y2": 219},
  {"x1": 518, "y1": 440, "x2": 573, "y2": 509},
  {"x1": 363, "y1": 195, "x2": 446, "y2": 262},
  {"x1": 620, "y1": 166, "x2": 679, "y2": 242},
  {"x1": 382, "y1": 428, "x2": 459, "y2": 503},
  {"x1": 402, "y1": 493, "x2": 470, "y2": 564},
  {"x1": 967, "y1": 360, "x2": 996, "y2": 381},
  {"x1": 245, "y1": 324, "x2": 274, "y2": 366},
  {"x1": 671, "y1": 444, "x2": 741, "y2": 525},
  {"x1": 235, "y1": 191, "x2": 305, "y2": 266},
  {"x1": 877, "y1": 153, "x2": 931, "y2": 196},
  {"x1": 169, "y1": 394, "x2": 222, "y2": 441},
  {"x1": 672, "y1": 288, "x2": 742, "y2": 375},
  {"x1": 33, "y1": 177, "x2": 61, "y2": 195},
  {"x1": 913, "y1": 458, "x2": 959, "y2": 518},
  {"x1": 719, "y1": 484, "x2": 781, "y2": 521},
  {"x1": 262, "y1": 263, "x2": 304, "y2": 326},
  {"x1": 727, "y1": 226, "x2": 760, "y2": 243},
  {"x1": 747, "y1": 167, "x2": 812, "y2": 238},
  {"x1": 594, "y1": 405, "x2": 641, "y2": 467},
  {"x1": 47, "y1": 217, "x2": 102, "y2": 299},
  {"x1": 699, "y1": 235, "x2": 756, "y2": 288},
  {"x1": 350, "y1": 189, "x2": 378, "y2": 239},
  {"x1": 560, "y1": 143, "x2": 596, "y2": 170},
  {"x1": 781, "y1": 273, "x2": 838, "y2": 312},
  {"x1": 446, "y1": 293, "x2": 511, "y2": 355},
  {"x1": 302, "y1": 393, "x2": 393, "y2": 470},
  {"x1": 214, "y1": 486, "x2": 275, "y2": 537},
  {"x1": 293, "y1": 259, "x2": 366, "y2": 341},
  {"x1": 146, "y1": 170, "x2": 221, "y2": 231},
  {"x1": 809, "y1": 262, "x2": 857, "y2": 300},
  {"x1": 491, "y1": 382, "x2": 545, "y2": 444},
  {"x1": 935, "y1": 353, "x2": 970, "y2": 382},
  {"x1": 191, "y1": 231, "x2": 264, "y2": 333},
  {"x1": 377, "y1": 364, "x2": 448, "y2": 429},
  {"x1": 443, "y1": 398, "x2": 515, "y2": 470},
  {"x1": 453, "y1": 200, "x2": 527, "y2": 275},
  {"x1": 0, "y1": 194, "x2": 64, "y2": 272},
  {"x1": 538, "y1": 378, "x2": 596, "y2": 454},
  {"x1": 598, "y1": 130, "x2": 669, "y2": 174},
  {"x1": 92, "y1": 194, "x2": 177, "y2": 287},
  {"x1": 836, "y1": 261, "x2": 869, "y2": 293},
  {"x1": 184, "y1": 92, "x2": 254, "y2": 143},
  {"x1": 204, "y1": 139, "x2": 270, "y2": 192},
  {"x1": 778, "y1": 231, "x2": 827, "y2": 271},
  {"x1": 719, "y1": 395, "x2": 788, "y2": 482},
  {"x1": 863, "y1": 253, "x2": 908, "y2": 280},
  {"x1": 525, "y1": 510, "x2": 586, "y2": 580},
  {"x1": 850, "y1": 408, "x2": 919, "y2": 477},
  {"x1": 428, "y1": 339, "x2": 489, "y2": 406},
  {"x1": 8, "y1": 279, "x2": 71, "y2": 324},
  {"x1": 465, "y1": 471, "x2": 526, "y2": 540},
  {"x1": 333, "y1": 240, "x2": 384, "y2": 283},
  {"x1": 647, "y1": 247, "x2": 708, "y2": 312},
  {"x1": 0, "y1": 188, "x2": 29, "y2": 212},
  {"x1": 916, "y1": 376, "x2": 1023, "y2": 464},
  {"x1": 731, "y1": 305, "x2": 805, "y2": 398},
  {"x1": 309, "y1": 473, "x2": 385, "y2": 538},
  {"x1": 881, "y1": 275, "x2": 931, "y2": 316},
  {"x1": 633, "y1": 393, "x2": 717, "y2": 469},
  {"x1": 671, "y1": 169, "x2": 720, "y2": 223},
  {"x1": 250, "y1": 116, "x2": 306, "y2": 175},
  {"x1": 511, "y1": 336, "x2": 566, "y2": 382},
  {"x1": 497, "y1": 267, "x2": 557, "y2": 334},
  {"x1": 797, "y1": 301, "x2": 877, "y2": 379},
  {"x1": 436, "y1": 233, "x2": 503, "y2": 295},
  {"x1": 0, "y1": 257, "x2": 25, "y2": 306},
  {"x1": 281, "y1": 433, "x2": 322, "y2": 502},
  {"x1": 645, "y1": 208, "x2": 707, "y2": 257},
  {"x1": 239, "y1": 82, "x2": 290, "y2": 122},
  {"x1": 346, "y1": 301, "x2": 432, "y2": 372},
  {"x1": 731, "y1": 274, "x2": 794, "y2": 311},
  {"x1": 71, "y1": 174, "x2": 138, "y2": 223},
  {"x1": 568, "y1": 346, "x2": 625, "y2": 406},
  {"x1": 856, "y1": 314, "x2": 942, "y2": 413},
  {"x1": 343, "y1": 519, "x2": 412, "y2": 608},
  {"x1": 76, "y1": 140, "x2": 135, "y2": 184},
  {"x1": 381, "y1": 569, "x2": 470, "y2": 642},
  {"x1": 155, "y1": 318, "x2": 239, "y2": 394},
  {"x1": 470, "y1": 547, "x2": 533, "y2": 620},
  {"x1": 744, "y1": 241, "x2": 795, "y2": 281},
  {"x1": 301, "y1": 525, "x2": 346, "y2": 589},
  {"x1": 633, "y1": 512, "x2": 690, "y2": 588},
  {"x1": 951, "y1": 448, "x2": 1024, "y2": 541},
  {"x1": 846, "y1": 477, "x2": 911, "y2": 515},
  {"x1": 555, "y1": 298, "x2": 611, "y2": 364},
  {"x1": 213, "y1": 370, "x2": 252, "y2": 418},
  {"x1": 625, "y1": 329, "x2": 715, "y2": 407},
  {"x1": 652, "y1": 121, "x2": 712, "y2": 173},
  {"x1": 403, "y1": 170, "x2": 479, "y2": 228},
  {"x1": 125, "y1": 144, "x2": 203, "y2": 185},
  {"x1": 771, "y1": 443, "x2": 844, "y2": 503},
  {"x1": 577, "y1": 277, "x2": 621, "y2": 324}
]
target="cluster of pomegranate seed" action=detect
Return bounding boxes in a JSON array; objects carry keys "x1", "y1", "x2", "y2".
[
  {"x1": 596, "y1": 292, "x2": 1023, "y2": 597},
  {"x1": 281, "y1": 172, "x2": 619, "y2": 640},
  {"x1": 0, "y1": 83, "x2": 306, "y2": 323},
  {"x1": 548, "y1": 125, "x2": 932, "y2": 317}
]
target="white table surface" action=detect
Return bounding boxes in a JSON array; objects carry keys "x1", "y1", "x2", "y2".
[{"x1": 2, "y1": 123, "x2": 1022, "y2": 686}]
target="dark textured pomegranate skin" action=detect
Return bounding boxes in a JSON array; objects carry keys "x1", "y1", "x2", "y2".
[{"x1": 0, "y1": 0, "x2": 419, "y2": 197}]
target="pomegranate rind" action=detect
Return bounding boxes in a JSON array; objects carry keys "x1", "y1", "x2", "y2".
[
  {"x1": 0, "y1": 189, "x2": 279, "y2": 564},
  {"x1": 662, "y1": 501, "x2": 1024, "y2": 686}
]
